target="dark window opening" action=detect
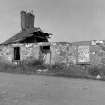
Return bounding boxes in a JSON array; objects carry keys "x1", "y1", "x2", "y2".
[
  {"x1": 40, "y1": 45, "x2": 50, "y2": 53},
  {"x1": 14, "y1": 47, "x2": 20, "y2": 60}
]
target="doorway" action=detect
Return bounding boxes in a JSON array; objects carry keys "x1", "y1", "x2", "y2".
[{"x1": 14, "y1": 47, "x2": 20, "y2": 60}]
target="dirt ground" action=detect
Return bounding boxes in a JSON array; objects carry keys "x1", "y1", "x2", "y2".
[{"x1": 0, "y1": 73, "x2": 105, "y2": 105}]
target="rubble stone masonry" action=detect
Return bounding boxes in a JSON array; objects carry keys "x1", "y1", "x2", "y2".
[{"x1": 0, "y1": 41, "x2": 105, "y2": 67}]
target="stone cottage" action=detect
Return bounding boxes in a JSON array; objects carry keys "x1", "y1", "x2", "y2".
[
  {"x1": 0, "y1": 11, "x2": 105, "y2": 68},
  {"x1": 0, "y1": 10, "x2": 51, "y2": 64}
]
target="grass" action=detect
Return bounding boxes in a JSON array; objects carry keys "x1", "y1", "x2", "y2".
[
  {"x1": 0, "y1": 60, "x2": 47, "y2": 74},
  {"x1": 0, "y1": 60, "x2": 105, "y2": 81}
]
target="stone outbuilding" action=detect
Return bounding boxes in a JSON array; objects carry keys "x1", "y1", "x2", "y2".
[{"x1": 0, "y1": 10, "x2": 51, "y2": 64}]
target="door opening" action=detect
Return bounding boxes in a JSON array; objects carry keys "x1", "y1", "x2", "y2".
[{"x1": 14, "y1": 47, "x2": 20, "y2": 60}]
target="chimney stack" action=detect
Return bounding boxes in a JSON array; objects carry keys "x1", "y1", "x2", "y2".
[{"x1": 20, "y1": 10, "x2": 35, "y2": 31}]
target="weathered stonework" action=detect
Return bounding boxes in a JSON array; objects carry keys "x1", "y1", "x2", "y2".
[
  {"x1": 50, "y1": 42, "x2": 77, "y2": 65},
  {"x1": 20, "y1": 44, "x2": 40, "y2": 61},
  {"x1": 0, "y1": 43, "x2": 40, "y2": 64},
  {"x1": 1, "y1": 40, "x2": 105, "y2": 67},
  {"x1": 0, "y1": 45, "x2": 13, "y2": 63}
]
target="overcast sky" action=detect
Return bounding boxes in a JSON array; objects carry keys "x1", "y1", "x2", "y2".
[{"x1": 0, "y1": 0, "x2": 105, "y2": 43}]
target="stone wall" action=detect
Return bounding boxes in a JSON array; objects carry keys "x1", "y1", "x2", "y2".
[
  {"x1": 0, "y1": 43, "x2": 40, "y2": 64},
  {"x1": 50, "y1": 41, "x2": 105, "y2": 66},
  {"x1": 20, "y1": 44, "x2": 40, "y2": 61},
  {"x1": 0, "y1": 45, "x2": 13, "y2": 63},
  {"x1": 50, "y1": 42, "x2": 77, "y2": 65},
  {"x1": 0, "y1": 41, "x2": 105, "y2": 66}
]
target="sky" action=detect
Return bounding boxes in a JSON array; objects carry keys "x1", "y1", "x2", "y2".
[{"x1": 0, "y1": 0, "x2": 105, "y2": 43}]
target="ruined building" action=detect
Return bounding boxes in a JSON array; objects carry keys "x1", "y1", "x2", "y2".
[
  {"x1": 0, "y1": 11, "x2": 51, "y2": 63},
  {"x1": 3, "y1": 10, "x2": 51, "y2": 44},
  {"x1": 0, "y1": 11, "x2": 105, "y2": 67}
]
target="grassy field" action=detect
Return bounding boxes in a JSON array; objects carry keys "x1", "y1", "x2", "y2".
[
  {"x1": 0, "y1": 72, "x2": 105, "y2": 105},
  {"x1": 0, "y1": 62, "x2": 104, "y2": 80}
]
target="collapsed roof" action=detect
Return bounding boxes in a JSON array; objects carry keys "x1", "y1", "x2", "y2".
[{"x1": 1, "y1": 10, "x2": 52, "y2": 45}]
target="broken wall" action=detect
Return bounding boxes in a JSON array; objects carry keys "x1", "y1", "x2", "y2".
[
  {"x1": 90, "y1": 40, "x2": 105, "y2": 65},
  {"x1": 50, "y1": 41, "x2": 105, "y2": 66},
  {"x1": 50, "y1": 42, "x2": 77, "y2": 65},
  {"x1": 20, "y1": 43, "x2": 40, "y2": 61},
  {"x1": 0, "y1": 43, "x2": 40, "y2": 64},
  {"x1": 0, "y1": 45, "x2": 13, "y2": 63},
  {"x1": 0, "y1": 40, "x2": 105, "y2": 67}
]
